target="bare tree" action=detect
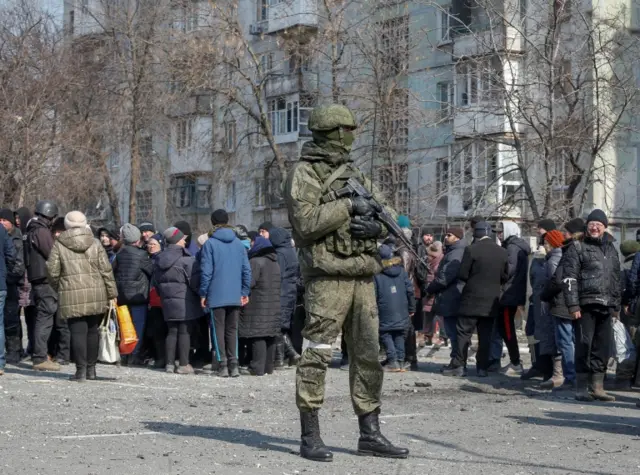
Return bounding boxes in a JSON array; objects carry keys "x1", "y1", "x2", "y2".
[{"x1": 426, "y1": 0, "x2": 640, "y2": 221}]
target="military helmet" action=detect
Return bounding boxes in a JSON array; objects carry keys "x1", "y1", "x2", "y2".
[
  {"x1": 34, "y1": 200, "x2": 58, "y2": 219},
  {"x1": 308, "y1": 104, "x2": 357, "y2": 132}
]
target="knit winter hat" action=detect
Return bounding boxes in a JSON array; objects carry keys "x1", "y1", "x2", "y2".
[
  {"x1": 210, "y1": 209, "x2": 229, "y2": 225},
  {"x1": 586, "y1": 209, "x2": 608, "y2": 227},
  {"x1": 163, "y1": 226, "x2": 185, "y2": 245},
  {"x1": 397, "y1": 215, "x2": 411, "y2": 229},
  {"x1": 469, "y1": 215, "x2": 485, "y2": 228},
  {"x1": 121, "y1": 223, "x2": 141, "y2": 244},
  {"x1": 64, "y1": 211, "x2": 88, "y2": 230},
  {"x1": 258, "y1": 221, "x2": 273, "y2": 232},
  {"x1": 138, "y1": 222, "x2": 155, "y2": 233},
  {"x1": 447, "y1": 227, "x2": 464, "y2": 240},
  {"x1": 544, "y1": 230, "x2": 564, "y2": 249},
  {"x1": 378, "y1": 244, "x2": 394, "y2": 260},
  {"x1": 564, "y1": 218, "x2": 585, "y2": 235},
  {"x1": 537, "y1": 219, "x2": 557, "y2": 233},
  {"x1": 0, "y1": 208, "x2": 15, "y2": 226},
  {"x1": 620, "y1": 240, "x2": 640, "y2": 257},
  {"x1": 173, "y1": 220, "x2": 192, "y2": 237}
]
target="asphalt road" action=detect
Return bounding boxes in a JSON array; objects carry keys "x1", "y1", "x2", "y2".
[{"x1": 0, "y1": 346, "x2": 639, "y2": 475}]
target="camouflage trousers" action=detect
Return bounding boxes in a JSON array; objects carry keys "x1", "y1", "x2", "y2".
[{"x1": 296, "y1": 276, "x2": 383, "y2": 416}]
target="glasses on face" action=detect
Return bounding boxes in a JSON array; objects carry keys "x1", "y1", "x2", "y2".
[{"x1": 588, "y1": 223, "x2": 605, "y2": 229}]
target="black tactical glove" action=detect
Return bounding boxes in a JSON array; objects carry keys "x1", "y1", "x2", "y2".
[
  {"x1": 350, "y1": 216, "x2": 383, "y2": 239},
  {"x1": 348, "y1": 196, "x2": 381, "y2": 217}
]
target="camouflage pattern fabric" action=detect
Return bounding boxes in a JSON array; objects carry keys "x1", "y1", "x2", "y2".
[
  {"x1": 307, "y1": 104, "x2": 357, "y2": 132},
  {"x1": 296, "y1": 276, "x2": 383, "y2": 415}
]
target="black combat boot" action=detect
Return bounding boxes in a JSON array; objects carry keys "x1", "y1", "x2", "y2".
[
  {"x1": 86, "y1": 366, "x2": 97, "y2": 381},
  {"x1": 5, "y1": 335, "x2": 22, "y2": 365},
  {"x1": 357, "y1": 409, "x2": 409, "y2": 458},
  {"x1": 274, "y1": 335, "x2": 286, "y2": 370},
  {"x1": 283, "y1": 333, "x2": 301, "y2": 366},
  {"x1": 300, "y1": 410, "x2": 333, "y2": 462}
]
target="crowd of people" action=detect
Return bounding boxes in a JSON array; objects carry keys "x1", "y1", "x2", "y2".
[
  {"x1": 0, "y1": 199, "x2": 639, "y2": 406},
  {"x1": 0, "y1": 201, "x2": 305, "y2": 381}
]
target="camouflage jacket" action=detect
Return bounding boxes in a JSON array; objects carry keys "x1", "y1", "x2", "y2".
[{"x1": 284, "y1": 141, "x2": 388, "y2": 279}]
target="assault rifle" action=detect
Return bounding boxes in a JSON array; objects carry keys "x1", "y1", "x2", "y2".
[{"x1": 322, "y1": 177, "x2": 428, "y2": 268}]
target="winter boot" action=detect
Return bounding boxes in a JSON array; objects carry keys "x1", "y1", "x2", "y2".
[
  {"x1": 86, "y1": 366, "x2": 97, "y2": 381},
  {"x1": 217, "y1": 362, "x2": 229, "y2": 378},
  {"x1": 299, "y1": 410, "x2": 333, "y2": 462},
  {"x1": 5, "y1": 335, "x2": 22, "y2": 364},
  {"x1": 229, "y1": 361, "x2": 240, "y2": 378},
  {"x1": 521, "y1": 365, "x2": 544, "y2": 380},
  {"x1": 274, "y1": 336, "x2": 286, "y2": 371},
  {"x1": 575, "y1": 373, "x2": 594, "y2": 402},
  {"x1": 283, "y1": 333, "x2": 301, "y2": 366},
  {"x1": 357, "y1": 409, "x2": 409, "y2": 458},
  {"x1": 70, "y1": 367, "x2": 86, "y2": 382},
  {"x1": 540, "y1": 356, "x2": 565, "y2": 389},
  {"x1": 591, "y1": 373, "x2": 616, "y2": 402}
]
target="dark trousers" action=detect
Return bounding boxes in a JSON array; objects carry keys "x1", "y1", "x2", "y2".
[
  {"x1": 497, "y1": 306, "x2": 521, "y2": 365},
  {"x1": 191, "y1": 314, "x2": 211, "y2": 366},
  {"x1": 68, "y1": 314, "x2": 101, "y2": 371},
  {"x1": 341, "y1": 333, "x2": 348, "y2": 361},
  {"x1": 129, "y1": 305, "x2": 147, "y2": 356},
  {"x1": 453, "y1": 316, "x2": 494, "y2": 371},
  {"x1": 380, "y1": 330, "x2": 406, "y2": 362},
  {"x1": 48, "y1": 311, "x2": 71, "y2": 362},
  {"x1": 23, "y1": 305, "x2": 36, "y2": 355},
  {"x1": 32, "y1": 283, "x2": 58, "y2": 364},
  {"x1": 239, "y1": 337, "x2": 252, "y2": 367},
  {"x1": 249, "y1": 337, "x2": 276, "y2": 376},
  {"x1": 166, "y1": 321, "x2": 195, "y2": 367},
  {"x1": 404, "y1": 322, "x2": 417, "y2": 363},
  {"x1": 574, "y1": 306, "x2": 612, "y2": 374},
  {"x1": 145, "y1": 307, "x2": 167, "y2": 363},
  {"x1": 4, "y1": 286, "x2": 21, "y2": 360},
  {"x1": 443, "y1": 316, "x2": 458, "y2": 359},
  {"x1": 210, "y1": 306, "x2": 240, "y2": 365}
]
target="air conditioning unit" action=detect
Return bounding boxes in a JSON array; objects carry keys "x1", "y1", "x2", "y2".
[{"x1": 250, "y1": 22, "x2": 266, "y2": 35}]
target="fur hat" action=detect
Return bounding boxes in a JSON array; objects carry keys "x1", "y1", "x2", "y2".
[{"x1": 428, "y1": 241, "x2": 443, "y2": 256}]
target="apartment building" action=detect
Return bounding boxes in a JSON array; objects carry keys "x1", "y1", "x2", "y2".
[{"x1": 63, "y1": 0, "x2": 640, "y2": 232}]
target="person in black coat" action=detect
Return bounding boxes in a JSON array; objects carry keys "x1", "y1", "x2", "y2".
[
  {"x1": 374, "y1": 245, "x2": 415, "y2": 372},
  {"x1": 495, "y1": 221, "x2": 531, "y2": 375},
  {"x1": 444, "y1": 221, "x2": 508, "y2": 377},
  {"x1": 269, "y1": 227, "x2": 301, "y2": 368},
  {"x1": 425, "y1": 232, "x2": 466, "y2": 364},
  {"x1": 0, "y1": 209, "x2": 25, "y2": 364},
  {"x1": 240, "y1": 236, "x2": 281, "y2": 376},
  {"x1": 112, "y1": 223, "x2": 153, "y2": 362},
  {"x1": 153, "y1": 228, "x2": 201, "y2": 374},
  {"x1": 561, "y1": 209, "x2": 621, "y2": 402}
]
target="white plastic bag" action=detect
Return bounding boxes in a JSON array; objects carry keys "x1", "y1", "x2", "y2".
[
  {"x1": 98, "y1": 304, "x2": 119, "y2": 364},
  {"x1": 613, "y1": 319, "x2": 636, "y2": 363}
]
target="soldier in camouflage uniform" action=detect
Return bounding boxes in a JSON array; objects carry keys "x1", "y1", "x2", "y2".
[{"x1": 283, "y1": 104, "x2": 409, "y2": 462}]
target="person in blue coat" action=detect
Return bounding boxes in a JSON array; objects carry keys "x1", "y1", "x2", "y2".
[
  {"x1": 374, "y1": 245, "x2": 415, "y2": 372},
  {"x1": 199, "y1": 209, "x2": 251, "y2": 378}
]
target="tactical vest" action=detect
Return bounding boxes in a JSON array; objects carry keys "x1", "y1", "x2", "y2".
[{"x1": 310, "y1": 161, "x2": 378, "y2": 258}]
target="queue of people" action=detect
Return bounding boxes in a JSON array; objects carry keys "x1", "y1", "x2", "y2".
[
  {"x1": 0, "y1": 202, "x2": 303, "y2": 380},
  {"x1": 2, "y1": 201, "x2": 640, "y2": 407}
]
